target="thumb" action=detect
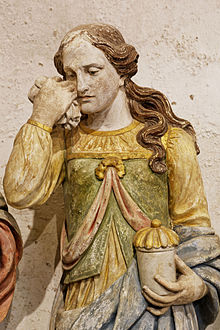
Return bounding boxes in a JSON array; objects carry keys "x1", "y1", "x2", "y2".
[
  {"x1": 34, "y1": 76, "x2": 49, "y2": 88},
  {"x1": 175, "y1": 255, "x2": 193, "y2": 275}
]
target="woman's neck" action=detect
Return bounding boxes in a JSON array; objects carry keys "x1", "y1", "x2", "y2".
[{"x1": 85, "y1": 89, "x2": 133, "y2": 131}]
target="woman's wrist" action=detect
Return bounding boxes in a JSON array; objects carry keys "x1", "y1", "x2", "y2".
[
  {"x1": 29, "y1": 110, "x2": 55, "y2": 128},
  {"x1": 27, "y1": 118, "x2": 53, "y2": 133}
]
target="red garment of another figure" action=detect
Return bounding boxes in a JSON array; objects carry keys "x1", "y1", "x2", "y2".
[{"x1": 0, "y1": 219, "x2": 22, "y2": 322}]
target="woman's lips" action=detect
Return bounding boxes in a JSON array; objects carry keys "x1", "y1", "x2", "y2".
[{"x1": 77, "y1": 96, "x2": 94, "y2": 103}]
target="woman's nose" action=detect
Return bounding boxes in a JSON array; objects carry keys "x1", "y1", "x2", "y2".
[{"x1": 77, "y1": 73, "x2": 89, "y2": 95}]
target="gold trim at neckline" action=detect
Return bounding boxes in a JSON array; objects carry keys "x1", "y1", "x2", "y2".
[
  {"x1": 79, "y1": 120, "x2": 140, "y2": 136},
  {"x1": 66, "y1": 151, "x2": 152, "y2": 161}
]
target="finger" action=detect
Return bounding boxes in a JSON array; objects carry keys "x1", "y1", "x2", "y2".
[
  {"x1": 154, "y1": 275, "x2": 181, "y2": 292},
  {"x1": 59, "y1": 81, "x2": 77, "y2": 95},
  {"x1": 147, "y1": 306, "x2": 169, "y2": 316},
  {"x1": 51, "y1": 76, "x2": 63, "y2": 82},
  {"x1": 143, "y1": 286, "x2": 181, "y2": 304},
  {"x1": 49, "y1": 78, "x2": 77, "y2": 96},
  {"x1": 72, "y1": 100, "x2": 79, "y2": 107},
  {"x1": 70, "y1": 91, "x2": 78, "y2": 102},
  {"x1": 34, "y1": 76, "x2": 48, "y2": 88},
  {"x1": 67, "y1": 87, "x2": 77, "y2": 95},
  {"x1": 60, "y1": 80, "x2": 76, "y2": 89},
  {"x1": 175, "y1": 255, "x2": 193, "y2": 275},
  {"x1": 28, "y1": 85, "x2": 39, "y2": 103},
  {"x1": 142, "y1": 291, "x2": 171, "y2": 308}
]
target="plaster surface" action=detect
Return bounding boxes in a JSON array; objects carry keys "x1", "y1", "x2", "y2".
[{"x1": 0, "y1": 0, "x2": 220, "y2": 329}]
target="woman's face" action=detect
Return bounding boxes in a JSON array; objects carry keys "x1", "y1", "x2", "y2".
[{"x1": 62, "y1": 36, "x2": 123, "y2": 115}]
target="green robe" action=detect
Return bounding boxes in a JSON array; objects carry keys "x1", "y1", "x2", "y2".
[{"x1": 63, "y1": 158, "x2": 170, "y2": 283}]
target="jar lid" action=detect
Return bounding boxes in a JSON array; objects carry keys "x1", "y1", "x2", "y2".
[{"x1": 133, "y1": 219, "x2": 179, "y2": 249}]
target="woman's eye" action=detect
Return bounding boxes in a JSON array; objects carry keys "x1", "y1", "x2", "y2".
[{"x1": 88, "y1": 68, "x2": 100, "y2": 75}]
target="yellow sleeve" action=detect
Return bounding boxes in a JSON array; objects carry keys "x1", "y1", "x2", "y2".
[
  {"x1": 3, "y1": 124, "x2": 65, "y2": 209},
  {"x1": 166, "y1": 127, "x2": 211, "y2": 227}
]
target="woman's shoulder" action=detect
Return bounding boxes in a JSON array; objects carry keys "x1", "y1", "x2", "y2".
[
  {"x1": 164, "y1": 125, "x2": 198, "y2": 167},
  {"x1": 163, "y1": 126, "x2": 196, "y2": 152}
]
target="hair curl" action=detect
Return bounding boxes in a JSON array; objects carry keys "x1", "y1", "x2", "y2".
[{"x1": 54, "y1": 24, "x2": 199, "y2": 174}]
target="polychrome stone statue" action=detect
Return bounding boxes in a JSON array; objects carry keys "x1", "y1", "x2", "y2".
[{"x1": 3, "y1": 24, "x2": 220, "y2": 329}]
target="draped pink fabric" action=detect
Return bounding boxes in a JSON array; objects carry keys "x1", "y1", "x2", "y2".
[
  {"x1": 62, "y1": 167, "x2": 151, "y2": 270},
  {"x1": 0, "y1": 222, "x2": 19, "y2": 322}
]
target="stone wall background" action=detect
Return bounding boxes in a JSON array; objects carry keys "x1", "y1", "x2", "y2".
[{"x1": 0, "y1": 0, "x2": 220, "y2": 329}]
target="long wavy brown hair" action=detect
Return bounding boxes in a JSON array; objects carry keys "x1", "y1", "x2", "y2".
[{"x1": 54, "y1": 24, "x2": 199, "y2": 174}]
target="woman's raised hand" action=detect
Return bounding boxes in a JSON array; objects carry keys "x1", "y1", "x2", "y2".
[{"x1": 28, "y1": 76, "x2": 77, "y2": 127}]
